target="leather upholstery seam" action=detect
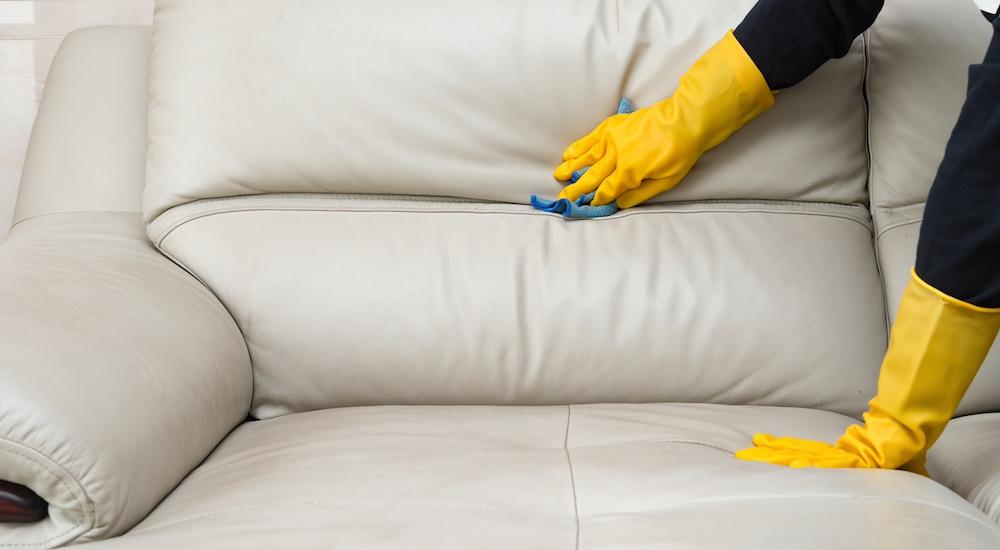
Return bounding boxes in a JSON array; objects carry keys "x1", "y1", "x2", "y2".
[
  {"x1": 0, "y1": 439, "x2": 93, "y2": 547},
  {"x1": 600, "y1": 439, "x2": 735, "y2": 454},
  {"x1": 150, "y1": 202, "x2": 873, "y2": 246},
  {"x1": 873, "y1": 203, "x2": 925, "y2": 238},
  {"x1": 871, "y1": 202, "x2": 925, "y2": 226},
  {"x1": 879, "y1": 202, "x2": 926, "y2": 215},
  {"x1": 861, "y1": 28, "x2": 892, "y2": 338},
  {"x1": 875, "y1": 219, "x2": 921, "y2": 240},
  {"x1": 564, "y1": 405, "x2": 580, "y2": 550},
  {"x1": 862, "y1": 29, "x2": 876, "y2": 210},
  {"x1": 149, "y1": 194, "x2": 868, "y2": 228},
  {"x1": 155, "y1": 193, "x2": 867, "y2": 210}
]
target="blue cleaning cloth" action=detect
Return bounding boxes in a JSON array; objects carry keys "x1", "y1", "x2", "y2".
[{"x1": 531, "y1": 98, "x2": 634, "y2": 219}]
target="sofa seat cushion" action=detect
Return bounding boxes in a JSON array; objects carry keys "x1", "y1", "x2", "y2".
[
  {"x1": 148, "y1": 197, "x2": 888, "y2": 419},
  {"x1": 80, "y1": 404, "x2": 1000, "y2": 549},
  {"x1": 928, "y1": 413, "x2": 1000, "y2": 523}
]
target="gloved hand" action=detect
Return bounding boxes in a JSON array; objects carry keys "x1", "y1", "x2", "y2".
[
  {"x1": 553, "y1": 30, "x2": 774, "y2": 208},
  {"x1": 736, "y1": 269, "x2": 1000, "y2": 474}
]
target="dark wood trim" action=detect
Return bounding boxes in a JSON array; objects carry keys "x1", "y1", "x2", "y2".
[{"x1": 0, "y1": 480, "x2": 48, "y2": 523}]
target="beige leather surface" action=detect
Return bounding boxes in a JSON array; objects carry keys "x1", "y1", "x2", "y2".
[
  {"x1": 867, "y1": 0, "x2": 994, "y2": 209},
  {"x1": 150, "y1": 195, "x2": 886, "y2": 419},
  {"x1": 0, "y1": 213, "x2": 252, "y2": 547},
  {"x1": 144, "y1": 0, "x2": 868, "y2": 222},
  {"x1": 79, "y1": 404, "x2": 1000, "y2": 548},
  {"x1": 874, "y1": 205, "x2": 1000, "y2": 416},
  {"x1": 14, "y1": 26, "x2": 150, "y2": 225},
  {"x1": 928, "y1": 413, "x2": 1000, "y2": 524}
]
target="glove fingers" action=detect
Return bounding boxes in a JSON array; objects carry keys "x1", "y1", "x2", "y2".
[
  {"x1": 739, "y1": 433, "x2": 873, "y2": 469},
  {"x1": 750, "y1": 433, "x2": 781, "y2": 447},
  {"x1": 592, "y1": 170, "x2": 641, "y2": 206},
  {"x1": 615, "y1": 175, "x2": 684, "y2": 209},
  {"x1": 553, "y1": 143, "x2": 604, "y2": 181},
  {"x1": 737, "y1": 447, "x2": 848, "y2": 467},
  {"x1": 751, "y1": 433, "x2": 837, "y2": 454},
  {"x1": 558, "y1": 151, "x2": 617, "y2": 201},
  {"x1": 733, "y1": 447, "x2": 773, "y2": 463},
  {"x1": 787, "y1": 453, "x2": 866, "y2": 469},
  {"x1": 734, "y1": 447, "x2": 809, "y2": 465},
  {"x1": 562, "y1": 113, "x2": 633, "y2": 161},
  {"x1": 561, "y1": 122, "x2": 606, "y2": 162}
]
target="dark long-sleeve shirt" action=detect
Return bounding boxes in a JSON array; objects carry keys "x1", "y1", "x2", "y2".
[
  {"x1": 734, "y1": 0, "x2": 884, "y2": 90},
  {"x1": 732, "y1": 0, "x2": 1000, "y2": 308}
]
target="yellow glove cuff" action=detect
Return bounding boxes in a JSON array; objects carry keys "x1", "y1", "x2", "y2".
[
  {"x1": 910, "y1": 268, "x2": 1000, "y2": 314},
  {"x1": 717, "y1": 30, "x2": 776, "y2": 118}
]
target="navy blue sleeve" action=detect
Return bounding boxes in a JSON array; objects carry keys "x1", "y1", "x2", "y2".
[
  {"x1": 915, "y1": 17, "x2": 1000, "y2": 308},
  {"x1": 734, "y1": 0, "x2": 884, "y2": 90}
]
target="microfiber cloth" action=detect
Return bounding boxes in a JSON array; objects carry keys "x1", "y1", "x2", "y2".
[{"x1": 531, "y1": 98, "x2": 634, "y2": 219}]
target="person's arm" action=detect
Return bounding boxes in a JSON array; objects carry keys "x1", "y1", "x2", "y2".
[
  {"x1": 738, "y1": 12, "x2": 1000, "y2": 474},
  {"x1": 554, "y1": 0, "x2": 883, "y2": 208},
  {"x1": 916, "y1": 16, "x2": 1000, "y2": 309},
  {"x1": 735, "y1": 0, "x2": 883, "y2": 91}
]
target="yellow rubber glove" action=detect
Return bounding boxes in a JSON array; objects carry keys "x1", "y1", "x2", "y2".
[
  {"x1": 553, "y1": 30, "x2": 774, "y2": 208},
  {"x1": 736, "y1": 269, "x2": 1000, "y2": 474}
]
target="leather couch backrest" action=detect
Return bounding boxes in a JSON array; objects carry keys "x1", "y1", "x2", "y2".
[
  {"x1": 144, "y1": 0, "x2": 888, "y2": 419},
  {"x1": 145, "y1": 0, "x2": 869, "y2": 221}
]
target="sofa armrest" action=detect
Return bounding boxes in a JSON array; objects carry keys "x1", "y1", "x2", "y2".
[
  {"x1": 0, "y1": 213, "x2": 252, "y2": 547},
  {"x1": 928, "y1": 413, "x2": 1000, "y2": 524}
]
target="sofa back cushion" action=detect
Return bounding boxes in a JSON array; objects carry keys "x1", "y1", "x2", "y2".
[
  {"x1": 145, "y1": 0, "x2": 885, "y2": 419},
  {"x1": 145, "y1": 0, "x2": 870, "y2": 221}
]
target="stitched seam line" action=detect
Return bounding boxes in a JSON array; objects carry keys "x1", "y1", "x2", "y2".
[
  {"x1": 564, "y1": 406, "x2": 580, "y2": 550},
  {"x1": 872, "y1": 202, "x2": 926, "y2": 222},
  {"x1": 872, "y1": 202, "x2": 926, "y2": 218},
  {"x1": 157, "y1": 202, "x2": 870, "y2": 220},
  {"x1": 150, "y1": 193, "x2": 870, "y2": 225},
  {"x1": 876, "y1": 219, "x2": 922, "y2": 239},
  {"x1": 873, "y1": 203, "x2": 926, "y2": 237},
  {"x1": 156, "y1": 193, "x2": 869, "y2": 210},
  {"x1": 152, "y1": 193, "x2": 873, "y2": 213},
  {"x1": 876, "y1": 202, "x2": 926, "y2": 217},
  {"x1": 859, "y1": 29, "x2": 893, "y2": 337},
  {"x1": 602, "y1": 439, "x2": 735, "y2": 454},
  {"x1": 147, "y1": 194, "x2": 871, "y2": 219},
  {"x1": 132, "y1": 498, "x2": 573, "y2": 536},
  {"x1": 862, "y1": 30, "x2": 875, "y2": 212},
  {"x1": 150, "y1": 202, "x2": 872, "y2": 246},
  {"x1": 0, "y1": 439, "x2": 93, "y2": 547}
]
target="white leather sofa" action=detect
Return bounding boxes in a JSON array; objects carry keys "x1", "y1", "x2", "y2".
[{"x1": 2, "y1": 0, "x2": 1000, "y2": 547}]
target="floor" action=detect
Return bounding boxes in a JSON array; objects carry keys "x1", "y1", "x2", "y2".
[{"x1": 0, "y1": 0, "x2": 152, "y2": 240}]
